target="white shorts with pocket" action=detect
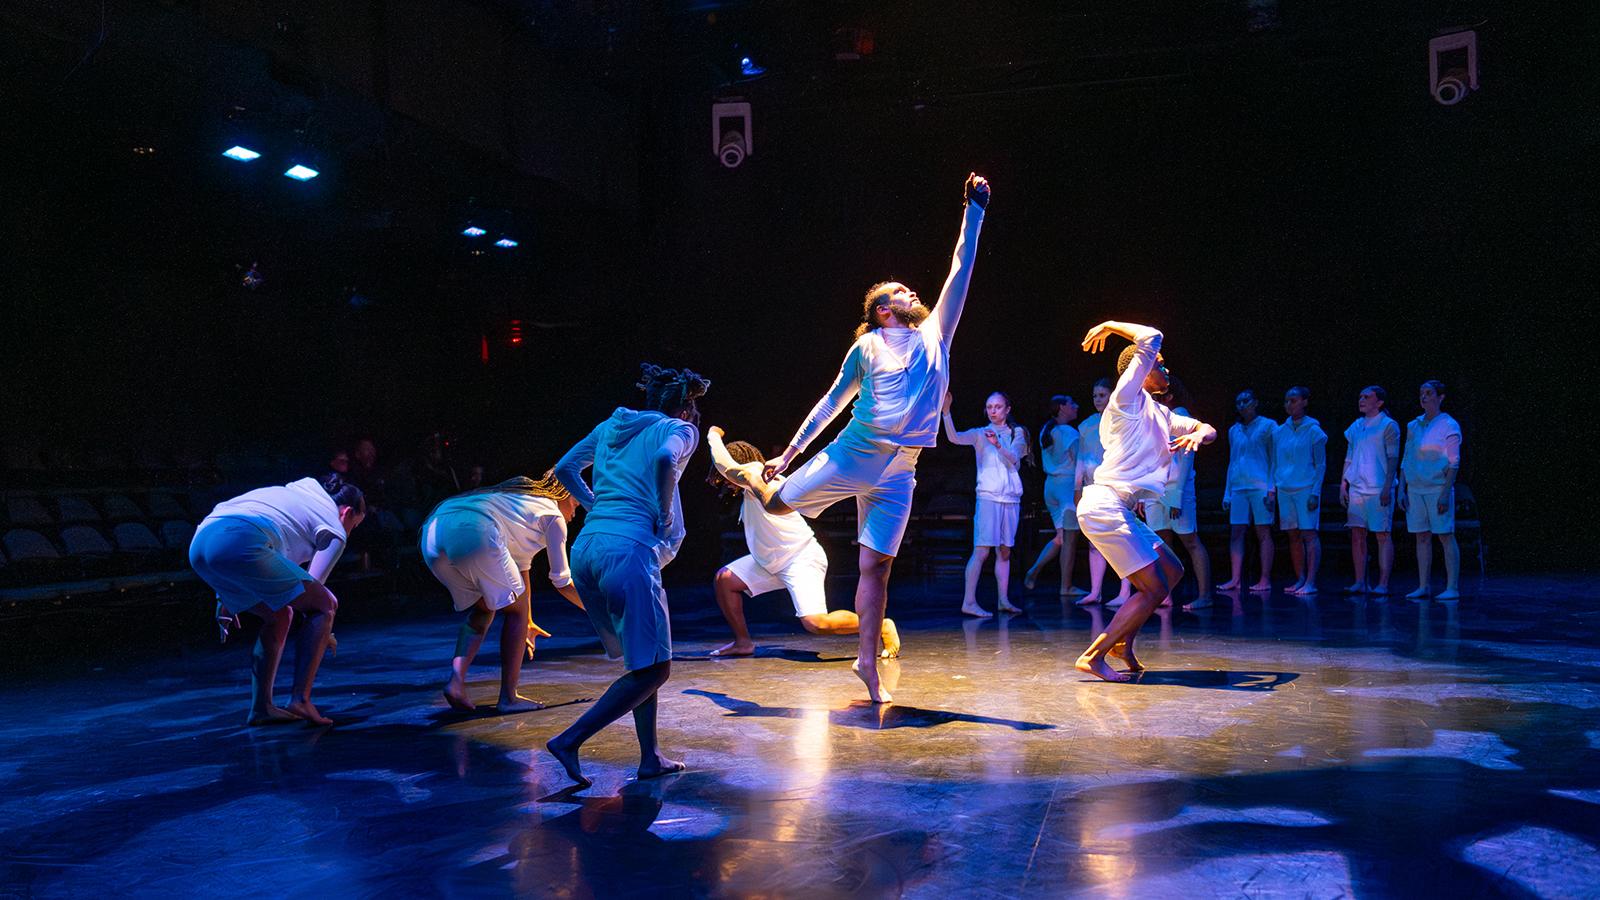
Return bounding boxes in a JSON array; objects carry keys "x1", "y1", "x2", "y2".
[
  {"x1": 1042, "y1": 475, "x2": 1078, "y2": 531},
  {"x1": 723, "y1": 540, "x2": 829, "y2": 618},
  {"x1": 1077, "y1": 484, "x2": 1163, "y2": 579},
  {"x1": 974, "y1": 498, "x2": 1020, "y2": 547},
  {"x1": 778, "y1": 428, "x2": 921, "y2": 557},
  {"x1": 1405, "y1": 488, "x2": 1455, "y2": 534},
  {"x1": 1347, "y1": 491, "x2": 1394, "y2": 532},
  {"x1": 1276, "y1": 488, "x2": 1322, "y2": 531},
  {"x1": 421, "y1": 510, "x2": 524, "y2": 611},
  {"x1": 1142, "y1": 491, "x2": 1196, "y2": 535},
  {"x1": 1227, "y1": 488, "x2": 1275, "y2": 526}
]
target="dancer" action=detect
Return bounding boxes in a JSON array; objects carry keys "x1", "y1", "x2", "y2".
[
  {"x1": 1275, "y1": 387, "x2": 1327, "y2": 595},
  {"x1": 423, "y1": 472, "x2": 586, "y2": 713},
  {"x1": 1023, "y1": 394, "x2": 1084, "y2": 599},
  {"x1": 1145, "y1": 377, "x2": 1214, "y2": 611},
  {"x1": 547, "y1": 364, "x2": 709, "y2": 787},
  {"x1": 1073, "y1": 321, "x2": 1217, "y2": 683},
  {"x1": 756, "y1": 172, "x2": 989, "y2": 703},
  {"x1": 1075, "y1": 378, "x2": 1133, "y2": 607},
  {"x1": 190, "y1": 474, "x2": 365, "y2": 726},
  {"x1": 702, "y1": 426, "x2": 899, "y2": 657},
  {"x1": 1340, "y1": 385, "x2": 1401, "y2": 595},
  {"x1": 944, "y1": 391, "x2": 1027, "y2": 617},
  {"x1": 1218, "y1": 389, "x2": 1277, "y2": 592},
  {"x1": 1399, "y1": 380, "x2": 1463, "y2": 600}
]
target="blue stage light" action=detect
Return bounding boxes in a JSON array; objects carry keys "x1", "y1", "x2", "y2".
[
  {"x1": 222, "y1": 146, "x2": 261, "y2": 161},
  {"x1": 740, "y1": 56, "x2": 766, "y2": 77},
  {"x1": 462, "y1": 227, "x2": 488, "y2": 237},
  {"x1": 284, "y1": 164, "x2": 320, "y2": 181},
  {"x1": 495, "y1": 238, "x2": 518, "y2": 248}
]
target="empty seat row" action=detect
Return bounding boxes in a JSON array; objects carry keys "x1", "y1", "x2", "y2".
[{"x1": 4, "y1": 492, "x2": 209, "y2": 528}]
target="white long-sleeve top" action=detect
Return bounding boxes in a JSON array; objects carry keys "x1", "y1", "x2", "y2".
[
  {"x1": 556, "y1": 408, "x2": 698, "y2": 566},
  {"x1": 786, "y1": 201, "x2": 986, "y2": 453},
  {"x1": 425, "y1": 492, "x2": 572, "y2": 587},
  {"x1": 1094, "y1": 327, "x2": 1204, "y2": 500},
  {"x1": 1224, "y1": 416, "x2": 1278, "y2": 501},
  {"x1": 1075, "y1": 412, "x2": 1104, "y2": 488},
  {"x1": 947, "y1": 423, "x2": 1027, "y2": 502},
  {"x1": 1274, "y1": 416, "x2": 1328, "y2": 497},
  {"x1": 707, "y1": 432, "x2": 819, "y2": 573},
  {"x1": 1342, "y1": 413, "x2": 1400, "y2": 495},
  {"x1": 1040, "y1": 423, "x2": 1079, "y2": 479},
  {"x1": 203, "y1": 477, "x2": 348, "y2": 583},
  {"x1": 1159, "y1": 406, "x2": 1197, "y2": 508},
  {"x1": 1401, "y1": 412, "x2": 1462, "y2": 489}
]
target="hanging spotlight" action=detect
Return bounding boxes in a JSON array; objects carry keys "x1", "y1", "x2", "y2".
[
  {"x1": 462, "y1": 226, "x2": 487, "y2": 237},
  {"x1": 222, "y1": 146, "x2": 261, "y2": 161},
  {"x1": 739, "y1": 56, "x2": 766, "y2": 77},
  {"x1": 494, "y1": 238, "x2": 518, "y2": 248},
  {"x1": 283, "y1": 164, "x2": 320, "y2": 181}
]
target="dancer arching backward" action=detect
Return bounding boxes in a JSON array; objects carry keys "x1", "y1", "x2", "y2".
[
  {"x1": 1074, "y1": 378, "x2": 1133, "y2": 607},
  {"x1": 755, "y1": 172, "x2": 989, "y2": 704},
  {"x1": 1218, "y1": 389, "x2": 1277, "y2": 592},
  {"x1": 1341, "y1": 385, "x2": 1400, "y2": 595},
  {"x1": 702, "y1": 426, "x2": 899, "y2": 658},
  {"x1": 944, "y1": 391, "x2": 1027, "y2": 617},
  {"x1": 423, "y1": 472, "x2": 586, "y2": 713},
  {"x1": 1399, "y1": 380, "x2": 1463, "y2": 600},
  {"x1": 1024, "y1": 394, "x2": 1083, "y2": 599},
  {"x1": 1073, "y1": 322, "x2": 1217, "y2": 683},
  {"x1": 1275, "y1": 387, "x2": 1327, "y2": 596},
  {"x1": 1145, "y1": 377, "x2": 1215, "y2": 611},
  {"x1": 190, "y1": 474, "x2": 365, "y2": 726},
  {"x1": 547, "y1": 364, "x2": 708, "y2": 787}
]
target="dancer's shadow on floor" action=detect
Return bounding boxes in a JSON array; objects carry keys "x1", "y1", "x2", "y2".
[
  {"x1": 674, "y1": 648, "x2": 854, "y2": 664},
  {"x1": 1125, "y1": 670, "x2": 1299, "y2": 691},
  {"x1": 683, "y1": 689, "x2": 1054, "y2": 731},
  {"x1": 426, "y1": 696, "x2": 595, "y2": 725}
]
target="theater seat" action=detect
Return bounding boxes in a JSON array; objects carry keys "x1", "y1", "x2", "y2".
[
  {"x1": 113, "y1": 522, "x2": 163, "y2": 556},
  {"x1": 4, "y1": 528, "x2": 59, "y2": 564},
  {"x1": 160, "y1": 520, "x2": 196, "y2": 554},
  {"x1": 5, "y1": 497, "x2": 54, "y2": 528},
  {"x1": 56, "y1": 495, "x2": 102, "y2": 524},
  {"x1": 101, "y1": 494, "x2": 144, "y2": 522},
  {"x1": 145, "y1": 493, "x2": 188, "y2": 520}
]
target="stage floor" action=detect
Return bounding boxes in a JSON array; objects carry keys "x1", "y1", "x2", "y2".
[{"x1": 3, "y1": 573, "x2": 1599, "y2": 898}]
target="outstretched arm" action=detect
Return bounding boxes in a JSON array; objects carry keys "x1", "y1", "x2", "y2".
[
  {"x1": 1082, "y1": 321, "x2": 1162, "y2": 412},
  {"x1": 941, "y1": 392, "x2": 981, "y2": 446},
  {"x1": 708, "y1": 426, "x2": 781, "y2": 505},
  {"x1": 766, "y1": 343, "x2": 864, "y2": 481},
  {"x1": 555, "y1": 427, "x2": 601, "y2": 510},
  {"x1": 932, "y1": 173, "x2": 990, "y2": 348},
  {"x1": 1168, "y1": 413, "x2": 1218, "y2": 454}
]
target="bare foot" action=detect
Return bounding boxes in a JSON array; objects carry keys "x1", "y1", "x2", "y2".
[
  {"x1": 1075, "y1": 652, "x2": 1131, "y2": 683},
  {"x1": 880, "y1": 618, "x2": 902, "y2": 659},
  {"x1": 1156, "y1": 597, "x2": 1172, "y2": 609},
  {"x1": 1436, "y1": 588, "x2": 1461, "y2": 600},
  {"x1": 709, "y1": 640, "x2": 756, "y2": 658},
  {"x1": 442, "y1": 678, "x2": 477, "y2": 712},
  {"x1": 1344, "y1": 582, "x2": 1368, "y2": 595},
  {"x1": 1299, "y1": 584, "x2": 1319, "y2": 595},
  {"x1": 1105, "y1": 597, "x2": 1126, "y2": 610},
  {"x1": 497, "y1": 694, "x2": 547, "y2": 713},
  {"x1": 1248, "y1": 581, "x2": 1272, "y2": 593},
  {"x1": 546, "y1": 736, "x2": 591, "y2": 788},
  {"x1": 1405, "y1": 586, "x2": 1429, "y2": 600},
  {"x1": 1370, "y1": 583, "x2": 1391, "y2": 595},
  {"x1": 1108, "y1": 641, "x2": 1145, "y2": 672},
  {"x1": 1217, "y1": 579, "x2": 1241, "y2": 591},
  {"x1": 998, "y1": 602, "x2": 1024, "y2": 615},
  {"x1": 960, "y1": 603, "x2": 993, "y2": 618},
  {"x1": 852, "y1": 658, "x2": 892, "y2": 703},
  {"x1": 1064, "y1": 586, "x2": 1089, "y2": 597},
  {"x1": 1184, "y1": 595, "x2": 1214, "y2": 611},
  {"x1": 286, "y1": 698, "x2": 333, "y2": 726},
  {"x1": 1076, "y1": 594, "x2": 1102, "y2": 607},
  {"x1": 247, "y1": 706, "x2": 302, "y2": 726},
  {"x1": 637, "y1": 753, "x2": 686, "y2": 780},
  {"x1": 1024, "y1": 572, "x2": 1038, "y2": 590},
  {"x1": 326, "y1": 632, "x2": 338, "y2": 658}
]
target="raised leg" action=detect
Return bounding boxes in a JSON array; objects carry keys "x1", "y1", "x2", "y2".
[{"x1": 1024, "y1": 534, "x2": 1061, "y2": 590}]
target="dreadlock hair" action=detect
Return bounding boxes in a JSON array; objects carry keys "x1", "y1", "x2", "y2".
[
  {"x1": 1040, "y1": 394, "x2": 1075, "y2": 450},
  {"x1": 637, "y1": 363, "x2": 711, "y2": 423},
  {"x1": 705, "y1": 439, "x2": 765, "y2": 497}
]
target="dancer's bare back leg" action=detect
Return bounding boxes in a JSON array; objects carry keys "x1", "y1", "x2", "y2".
[
  {"x1": 1076, "y1": 550, "x2": 1181, "y2": 683},
  {"x1": 854, "y1": 547, "x2": 894, "y2": 703}
]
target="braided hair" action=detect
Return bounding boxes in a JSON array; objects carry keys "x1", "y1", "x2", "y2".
[
  {"x1": 637, "y1": 362, "x2": 711, "y2": 423},
  {"x1": 705, "y1": 439, "x2": 764, "y2": 497}
]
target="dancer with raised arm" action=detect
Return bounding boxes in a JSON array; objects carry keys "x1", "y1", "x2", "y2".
[
  {"x1": 1075, "y1": 378, "x2": 1133, "y2": 607},
  {"x1": 1341, "y1": 385, "x2": 1400, "y2": 595},
  {"x1": 1024, "y1": 394, "x2": 1083, "y2": 599},
  {"x1": 1072, "y1": 322, "x2": 1217, "y2": 682},
  {"x1": 546, "y1": 364, "x2": 708, "y2": 787},
  {"x1": 1217, "y1": 389, "x2": 1277, "y2": 592},
  {"x1": 190, "y1": 474, "x2": 365, "y2": 725},
  {"x1": 702, "y1": 426, "x2": 899, "y2": 657},
  {"x1": 1399, "y1": 380, "x2": 1463, "y2": 600},
  {"x1": 755, "y1": 172, "x2": 989, "y2": 703},
  {"x1": 423, "y1": 472, "x2": 586, "y2": 713},
  {"x1": 944, "y1": 391, "x2": 1028, "y2": 617},
  {"x1": 1274, "y1": 387, "x2": 1328, "y2": 595}
]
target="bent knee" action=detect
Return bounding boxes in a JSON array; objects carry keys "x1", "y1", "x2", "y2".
[{"x1": 714, "y1": 567, "x2": 740, "y2": 589}]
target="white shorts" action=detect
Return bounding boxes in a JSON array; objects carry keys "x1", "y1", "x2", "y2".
[
  {"x1": 1042, "y1": 475, "x2": 1078, "y2": 530},
  {"x1": 1405, "y1": 488, "x2": 1455, "y2": 534},
  {"x1": 723, "y1": 541, "x2": 829, "y2": 618},
  {"x1": 1227, "y1": 488, "x2": 1275, "y2": 526},
  {"x1": 421, "y1": 510, "x2": 524, "y2": 611},
  {"x1": 1347, "y1": 491, "x2": 1394, "y2": 532},
  {"x1": 1277, "y1": 488, "x2": 1322, "y2": 531},
  {"x1": 779, "y1": 427, "x2": 921, "y2": 557},
  {"x1": 1077, "y1": 484, "x2": 1163, "y2": 579},
  {"x1": 974, "y1": 499, "x2": 1020, "y2": 547},
  {"x1": 190, "y1": 516, "x2": 315, "y2": 616},
  {"x1": 1142, "y1": 492, "x2": 1196, "y2": 535}
]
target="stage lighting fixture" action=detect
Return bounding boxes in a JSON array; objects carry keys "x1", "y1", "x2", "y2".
[
  {"x1": 462, "y1": 226, "x2": 487, "y2": 237},
  {"x1": 222, "y1": 146, "x2": 261, "y2": 161},
  {"x1": 495, "y1": 238, "x2": 518, "y2": 248},
  {"x1": 284, "y1": 164, "x2": 320, "y2": 181},
  {"x1": 739, "y1": 56, "x2": 766, "y2": 77},
  {"x1": 712, "y1": 100, "x2": 752, "y2": 169},
  {"x1": 1429, "y1": 30, "x2": 1478, "y2": 106}
]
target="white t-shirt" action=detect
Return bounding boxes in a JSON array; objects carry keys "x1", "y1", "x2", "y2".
[
  {"x1": 428, "y1": 492, "x2": 572, "y2": 587},
  {"x1": 1040, "y1": 423, "x2": 1079, "y2": 479},
  {"x1": 1402, "y1": 412, "x2": 1462, "y2": 489},
  {"x1": 205, "y1": 477, "x2": 344, "y2": 566},
  {"x1": 739, "y1": 479, "x2": 821, "y2": 573},
  {"x1": 949, "y1": 424, "x2": 1026, "y2": 501},
  {"x1": 1274, "y1": 416, "x2": 1328, "y2": 496},
  {"x1": 1094, "y1": 327, "x2": 1204, "y2": 500},
  {"x1": 1343, "y1": 413, "x2": 1401, "y2": 495},
  {"x1": 1225, "y1": 416, "x2": 1277, "y2": 499},
  {"x1": 556, "y1": 407, "x2": 698, "y2": 566}
]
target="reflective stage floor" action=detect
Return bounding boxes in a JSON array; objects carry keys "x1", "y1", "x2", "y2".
[{"x1": 3, "y1": 573, "x2": 1599, "y2": 898}]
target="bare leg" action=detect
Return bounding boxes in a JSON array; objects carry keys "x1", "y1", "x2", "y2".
[
  {"x1": 632, "y1": 692, "x2": 684, "y2": 778},
  {"x1": 1179, "y1": 531, "x2": 1213, "y2": 610},
  {"x1": 854, "y1": 547, "x2": 894, "y2": 702},
  {"x1": 1408, "y1": 532, "x2": 1433, "y2": 599},
  {"x1": 1347, "y1": 526, "x2": 1370, "y2": 593},
  {"x1": 247, "y1": 606, "x2": 297, "y2": 725},
  {"x1": 961, "y1": 546, "x2": 994, "y2": 617},
  {"x1": 1286, "y1": 528, "x2": 1307, "y2": 591},
  {"x1": 1374, "y1": 531, "x2": 1394, "y2": 593},
  {"x1": 546, "y1": 660, "x2": 672, "y2": 788},
  {"x1": 996, "y1": 546, "x2": 1021, "y2": 613},
  {"x1": 287, "y1": 582, "x2": 337, "y2": 726},
  {"x1": 1107, "y1": 578, "x2": 1132, "y2": 609},
  {"x1": 1084, "y1": 547, "x2": 1108, "y2": 604},
  {"x1": 1219, "y1": 524, "x2": 1246, "y2": 590},
  {"x1": 1060, "y1": 530, "x2": 1085, "y2": 596},
  {"x1": 444, "y1": 601, "x2": 494, "y2": 711},
  {"x1": 710, "y1": 568, "x2": 757, "y2": 657},
  {"x1": 1024, "y1": 535, "x2": 1061, "y2": 590},
  {"x1": 1301, "y1": 532, "x2": 1321, "y2": 593},
  {"x1": 497, "y1": 577, "x2": 544, "y2": 711},
  {"x1": 1437, "y1": 534, "x2": 1461, "y2": 599},
  {"x1": 1249, "y1": 524, "x2": 1274, "y2": 591},
  {"x1": 1077, "y1": 549, "x2": 1181, "y2": 682},
  {"x1": 800, "y1": 610, "x2": 861, "y2": 635}
]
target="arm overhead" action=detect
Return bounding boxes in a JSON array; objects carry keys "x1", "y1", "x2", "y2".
[
  {"x1": 707, "y1": 427, "x2": 769, "y2": 495},
  {"x1": 932, "y1": 173, "x2": 991, "y2": 348},
  {"x1": 1082, "y1": 321, "x2": 1162, "y2": 412},
  {"x1": 555, "y1": 427, "x2": 601, "y2": 511}
]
